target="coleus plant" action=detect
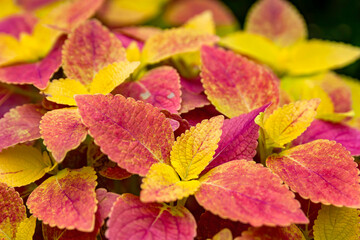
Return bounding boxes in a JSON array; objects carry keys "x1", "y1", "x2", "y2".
[{"x1": 0, "y1": 0, "x2": 360, "y2": 239}]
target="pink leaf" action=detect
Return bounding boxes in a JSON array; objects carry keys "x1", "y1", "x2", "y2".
[
  {"x1": 75, "y1": 94, "x2": 174, "y2": 176},
  {"x1": 0, "y1": 37, "x2": 64, "y2": 89},
  {"x1": 96, "y1": 188, "x2": 119, "y2": 223},
  {"x1": 195, "y1": 160, "x2": 308, "y2": 227},
  {"x1": 0, "y1": 104, "x2": 44, "y2": 151},
  {"x1": 40, "y1": 108, "x2": 88, "y2": 163},
  {"x1": 62, "y1": 19, "x2": 126, "y2": 86},
  {"x1": 179, "y1": 89, "x2": 210, "y2": 114},
  {"x1": 0, "y1": 14, "x2": 37, "y2": 39},
  {"x1": 115, "y1": 66, "x2": 181, "y2": 113},
  {"x1": 0, "y1": 84, "x2": 30, "y2": 118},
  {"x1": 201, "y1": 46, "x2": 279, "y2": 118},
  {"x1": 106, "y1": 194, "x2": 196, "y2": 240},
  {"x1": 267, "y1": 140, "x2": 360, "y2": 207},
  {"x1": 27, "y1": 167, "x2": 98, "y2": 232},
  {"x1": 206, "y1": 105, "x2": 268, "y2": 171},
  {"x1": 237, "y1": 225, "x2": 305, "y2": 240}
]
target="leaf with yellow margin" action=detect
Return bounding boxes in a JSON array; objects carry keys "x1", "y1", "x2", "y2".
[
  {"x1": 140, "y1": 163, "x2": 200, "y2": 203},
  {"x1": 170, "y1": 115, "x2": 223, "y2": 181},
  {"x1": 0, "y1": 145, "x2": 54, "y2": 187},
  {"x1": 313, "y1": 205, "x2": 360, "y2": 240},
  {"x1": 259, "y1": 99, "x2": 320, "y2": 148},
  {"x1": 15, "y1": 216, "x2": 36, "y2": 240},
  {"x1": 183, "y1": 11, "x2": 215, "y2": 35}
]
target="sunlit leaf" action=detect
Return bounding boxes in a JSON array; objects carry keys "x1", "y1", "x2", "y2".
[
  {"x1": 15, "y1": 216, "x2": 36, "y2": 240},
  {"x1": 183, "y1": 11, "x2": 215, "y2": 35}
]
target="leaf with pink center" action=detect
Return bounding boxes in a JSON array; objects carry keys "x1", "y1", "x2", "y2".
[
  {"x1": 0, "y1": 183, "x2": 26, "y2": 239},
  {"x1": 0, "y1": 37, "x2": 63, "y2": 89},
  {"x1": 0, "y1": 104, "x2": 44, "y2": 151},
  {"x1": 27, "y1": 167, "x2": 97, "y2": 232},
  {"x1": 179, "y1": 89, "x2": 210, "y2": 114},
  {"x1": 75, "y1": 94, "x2": 174, "y2": 176},
  {"x1": 236, "y1": 225, "x2": 305, "y2": 240},
  {"x1": 195, "y1": 160, "x2": 308, "y2": 227},
  {"x1": 294, "y1": 120, "x2": 360, "y2": 156},
  {"x1": 106, "y1": 194, "x2": 196, "y2": 240},
  {"x1": 245, "y1": 0, "x2": 307, "y2": 47},
  {"x1": 40, "y1": 108, "x2": 88, "y2": 163},
  {"x1": 201, "y1": 46, "x2": 279, "y2": 118},
  {"x1": 96, "y1": 188, "x2": 119, "y2": 223},
  {"x1": 206, "y1": 105, "x2": 268, "y2": 171},
  {"x1": 115, "y1": 66, "x2": 181, "y2": 113},
  {"x1": 62, "y1": 19, "x2": 126, "y2": 86},
  {"x1": 267, "y1": 139, "x2": 360, "y2": 207},
  {"x1": 142, "y1": 28, "x2": 219, "y2": 64},
  {"x1": 0, "y1": 14, "x2": 37, "y2": 39}
]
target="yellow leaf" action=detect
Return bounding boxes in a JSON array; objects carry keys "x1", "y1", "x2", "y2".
[
  {"x1": 170, "y1": 116, "x2": 224, "y2": 181},
  {"x1": 126, "y1": 41, "x2": 141, "y2": 62},
  {"x1": 15, "y1": 216, "x2": 36, "y2": 240},
  {"x1": 343, "y1": 75, "x2": 360, "y2": 118},
  {"x1": 219, "y1": 31, "x2": 281, "y2": 69},
  {"x1": 262, "y1": 99, "x2": 320, "y2": 148},
  {"x1": 313, "y1": 205, "x2": 360, "y2": 240},
  {"x1": 43, "y1": 79, "x2": 89, "y2": 106},
  {"x1": 140, "y1": 163, "x2": 200, "y2": 203},
  {"x1": 90, "y1": 61, "x2": 140, "y2": 94},
  {"x1": 0, "y1": 34, "x2": 25, "y2": 67},
  {"x1": 0, "y1": 0, "x2": 21, "y2": 19},
  {"x1": 212, "y1": 228, "x2": 233, "y2": 240},
  {"x1": 183, "y1": 11, "x2": 216, "y2": 35},
  {"x1": 283, "y1": 40, "x2": 360, "y2": 75},
  {"x1": 0, "y1": 145, "x2": 54, "y2": 187}
]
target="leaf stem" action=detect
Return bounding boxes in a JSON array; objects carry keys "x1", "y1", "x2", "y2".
[
  {"x1": 258, "y1": 128, "x2": 272, "y2": 166},
  {"x1": 177, "y1": 197, "x2": 188, "y2": 207}
]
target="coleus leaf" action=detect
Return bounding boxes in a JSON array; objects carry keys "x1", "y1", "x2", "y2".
[
  {"x1": 115, "y1": 66, "x2": 181, "y2": 113},
  {"x1": 0, "y1": 104, "x2": 44, "y2": 151},
  {"x1": 294, "y1": 120, "x2": 360, "y2": 156},
  {"x1": 245, "y1": 0, "x2": 307, "y2": 47},
  {"x1": 106, "y1": 193, "x2": 196, "y2": 240},
  {"x1": 211, "y1": 228, "x2": 233, "y2": 240},
  {"x1": 96, "y1": 188, "x2": 119, "y2": 223},
  {"x1": 201, "y1": 46, "x2": 279, "y2": 118},
  {"x1": 16, "y1": 0, "x2": 58, "y2": 11},
  {"x1": 125, "y1": 41, "x2": 141, "y2": 62},
  {"x1": 195, "y1": 160, "x2": 308, "y2": 227},
  {"x1": 313, "y1": 205, "x2": 360, "y2": 240},
  {"x1": 0, "y1": 0, "x2": 21, "y2": 19},
  {"x1": 0, "y1": 83, "x2": 30, "y2": 118},
  {"x1": 0, "y1": 36, "x2": 63, "y2": 89},
  {"x1": 179, "y1": 89, "x2": 210, "y2": 114},
  {"x1": 44, "y1": 60, "x2": 139, "y2": 106},
  {"x1": 75, "y1": 94, "x2": 174, "y2": 176},
  {"x1": 257, "y1": 99, "x2": 320, "y2": 148},
  {"x1": 14, "y1": 216, "x2": 36, "y2": 240},
  {"x1": 343, "y1": 75, "x2": 360, "y2": 118},
  {"x1": 62, "y1": 19, "x2": 126, "y2": 86},
  {"x1": 0, "y1": 182, "x2": 26, "y2": 239},
  {"x1": 267, "y1": 140, "x2": 360, "y2": 207},
  {"x1": 141, "y1": 28, "x2": 219, "y2": 64},
  {"x1": 0, "y1": 13, "x2": 37, "y2": 39},
  {"x1": 27, "y1": 167, "x2": 97, "y2": 232},
  {"x1": 171, "y1": 115, "x2": 224, "y2": 180},
  {"x1": 140, "y1": 163, "x2": 201, "y2": 203},
  {"x1": 237, "y1": 225, "x2": 305, "y2": 240},
  {"x1": 116, "y1": 26, "x2": 162, "y2": 42},
  {"x1": 183, "y1": 11, "x2": 216, "y2": 35},
  {"x1": 206, "y1": 105, "x2": 268, "y2": 171},
  {"x1": 0, "y1": 145, "x2": 54, "y2": 187},
  {"x1": 40, "y1": 108, "x2": 88, "y2": 162}
]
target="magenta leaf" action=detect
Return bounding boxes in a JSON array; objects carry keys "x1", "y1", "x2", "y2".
[
  {"x1": 0, "y1": 104, "x2": 44, "y2": 151},
  {"x1": 106, "y1": 194, "x2": 196, "y2": 240},
  {"x1": 294, "y1": 119, "x2": 360, "y2": 156},
  {"x1": 0, "y1": 13, "x2": 37, "y2": 38},
  {"x1": 115, "y1": 66, "x2": 181, "y2": 113},
  {"x1": 75, "y1": 94, "x2": 174, "y2": 176},
  {"x1": 96, "y1": 188, "x2": 119, "y2": 223}
]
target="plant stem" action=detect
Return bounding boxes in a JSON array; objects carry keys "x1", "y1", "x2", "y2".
[{"x1": 258, "y1": 128, "x2": 272, "y2": 166}]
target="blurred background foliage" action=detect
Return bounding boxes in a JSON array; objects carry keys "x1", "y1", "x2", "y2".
[{"x1": 222, "y1": 0, "x2": 360, "y2": 79}]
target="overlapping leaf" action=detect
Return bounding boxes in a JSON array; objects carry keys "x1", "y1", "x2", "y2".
[
  {"x1": 212, "y1": 229, "x2": 233, "y2": 240},
  {"x1": 0, "y1": 104, "x2": 43, "y2": 151},
  {"x1": 237, "y1": 225, "x2": 305, "y2": 240},
  {"x1": 115, "y1": 66, "x2": 181, "y2": 113},
  {"x1": 195, "y1": 160, "x2": 308, "y2": 227},
  {"x1": 0, "y1": 145, "x2": 53, "y2": 187},
  {"x1": 183, "y1": 11, "x2": 215, "y2": 35},
  {"x1": 0, "y1": 14, "x2": 37, "y2": 39},
  {"x1": 0, "y1": 182, "x2": 26, "y2": 239},
  {"x1": 142, "y1": 28, "x2": 219, "y2": 64},
  {"x1": 171, "y1": 115, "x2": 223, "y2": 180},
  {"x1": 27, "y1": 167, "x2": 97, "y2": 232},
  {"x1": 40, "y1": 108, "x2": 88, "y2": 162},
  {"x1": 313, "y1": 205, "x2": 360, "y2": 240},
  {"x1": 201, "y1": 46, "x2": 279, "y2": 118},
  {"x1": 267, "y1": 140, "x2": 360, "y2": 207},
  {"x1": 75, "y1": 94, "x2": 174, "y2": 176},
  {"x1": 258, "y1": 99, "x2": 320, "y2": 148},
  {"x1": 62, "y1": 19, "x2": 126, "y2": 86},
  {"x1": 96, "y1": 188, "x2": 119, "y2": 224},
  {"x1": 294, "y1": 120, "x2": 360, "y2": 156},
  {"x1": 14, "y1": 216, "x2": 36, "y2": 240},
  {"x1": 106, "y1": 194, "x2": 196, "y2": 240},
  {"x1": 245, "y1": 0, "x2": 307, "y2": 47},
  {"x1": 140, "y1": 163, "x2": 200, "y2": 203},
  {"x1": 206, "y1": 105, "x2": 268, "y2": 171}
]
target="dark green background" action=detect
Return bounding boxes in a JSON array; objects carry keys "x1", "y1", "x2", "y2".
[{"x1": 222, "y1": 0, "x2": 360, "y2": 79}]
